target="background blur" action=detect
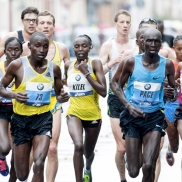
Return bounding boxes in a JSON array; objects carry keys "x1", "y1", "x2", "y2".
[{"x1": 1, "y1": 0, "x2": 182, "y2": 56}]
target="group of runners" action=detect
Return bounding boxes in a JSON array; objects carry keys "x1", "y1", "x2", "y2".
[{"x1": 0, "y1": 6, "x2": 181, "y2": 182}]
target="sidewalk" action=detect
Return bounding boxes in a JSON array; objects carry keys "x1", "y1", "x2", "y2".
[{"x1": 0, "y1": 96, "x2": 181, "y2": 182}]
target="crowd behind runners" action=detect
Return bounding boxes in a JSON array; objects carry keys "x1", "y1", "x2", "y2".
[{"x1": 0, "y1": 6, "x2": 181, "y2": 182}]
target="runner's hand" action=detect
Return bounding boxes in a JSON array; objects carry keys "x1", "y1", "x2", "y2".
[
  {"x1": 164, "y1": 85, "x2": 175, "y2": 99},
  {"x1": 114, "y1": 51, "x2": 124, "y2": 64},
  {"x1": 77, "y1": 59, "x2": 88, "y2": 75},
  {"x1": 57, "y1": 89, "x2": 69, "y2": 103},
  {"x1": 127, "y1": 104, "x2": 145, "y2": 118},
  {"x1": 14, "y1": 92, "x2": 29, "y2": 103}
]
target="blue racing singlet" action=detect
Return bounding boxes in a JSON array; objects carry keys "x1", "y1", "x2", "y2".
[{"x1": 125, "y1": 54, "x2": 166, "y2": 113}]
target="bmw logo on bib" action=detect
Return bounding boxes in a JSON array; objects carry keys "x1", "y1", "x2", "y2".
[
  {"x1": 75, "y1": 74, "x2": 81, "y2": 81},
  {"x1": 144, "y1": 83, "x2": 151, "y2": 90},
  {"x1": 37, "y1": 83, "x2": 44, "y2": 90}
]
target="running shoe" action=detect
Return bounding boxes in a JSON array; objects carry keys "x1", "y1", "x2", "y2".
[
  {"x1": 83, "y1": 170, "x2": 92, "y2": 182},
  {"x1": 0, "y1": 158, "x2": 9, "y2": 176},
  {"x1": 166, "y1": 151, "x2": 175, "y2": 166}
]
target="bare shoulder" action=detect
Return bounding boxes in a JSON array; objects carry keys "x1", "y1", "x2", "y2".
[
  {"x1": 64, "y1": 60, "x2": 73, "y2": 70},
  {"x1": 125, "y1": 55, "x2": 135, "y2": 64},
  {"x1": 8, "y1": 58, "x2": 22, "y2": 72},
  {"x1": 0, "y1": 31, "x2": 18, "y2": 46},
  {"x1": 2, "y1": 31, "x2": 18, "y2": 40},
  {"x1": 100, "y1": 40, "x2": 112, "y2": 50},
  {"x1": 55, "y1": 42, "x2": 69, "y2": 52},
  {"x1": 165, "y1": 58, "x2": 173, "y2": 65},
  {"x1": 22, "y1": 42, "x2": 30, "y2": 56},
  {"x1": 159, "y1": 49, "x2": 168, "y2": 57},
  {"x1": 92, "y1": 59, "x2": 101, "y2": 63}
]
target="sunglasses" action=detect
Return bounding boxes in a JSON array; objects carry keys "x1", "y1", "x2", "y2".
[{"x1": 139, "y1": 18, "x2": 157, "y2": 25}]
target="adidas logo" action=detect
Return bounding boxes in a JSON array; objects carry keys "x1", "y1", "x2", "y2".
[
  {"x1": 91, "y1": 120, "x2": 98, "y2": 124},
  {"x1": 45, "y1": 72, "x2": 51, "y2": 77}
]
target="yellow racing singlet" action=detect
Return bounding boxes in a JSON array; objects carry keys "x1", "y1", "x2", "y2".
[
  {"x1": 13, "y1": 56, "x2": 54, "y2": 116},
  {"x1": 66, "y1": 59, "x2": 101, "y2": 120},
  {"x1": 50, "y1": 41, "x2": 62, "y2": 110},
  {"x1": 0, "y1": 61, "x2": 14, "y2": 104}
]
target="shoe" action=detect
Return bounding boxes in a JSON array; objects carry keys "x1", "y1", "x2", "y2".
[
  {"x1": 83, "y1": 169, "x2": 92, "y2": 182},
  {"x1": 166, "y1": 151, "x2": 175, "y2": 166},
  {"x1": 0, "y1": 158, "x2": 9, "y2": 176}
]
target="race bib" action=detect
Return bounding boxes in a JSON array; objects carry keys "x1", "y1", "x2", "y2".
[
  {"x1": 25, "y1": 82, "x2": 52, "y2": 107},
  {"x1": 131, "y1": 81, "x2": 161, "y2": 106},
  {"x1": 68, "y1": 74, "x2": 93, "y2": 97}
]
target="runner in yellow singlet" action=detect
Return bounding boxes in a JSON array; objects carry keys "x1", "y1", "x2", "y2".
[
  {"x1": 0, "y1": 32, "x2": 69, "y2": 182},
  {"x1": 22, "y1": 11, "x2": 70, "y2": 182},
  {"x1": 65, "y1": 35, "x2": 106, "y2": 182}
]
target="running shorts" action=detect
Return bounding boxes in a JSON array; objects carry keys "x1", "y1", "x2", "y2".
[
  {"x1": 11, "y1": 111, "x2": 52, "y2": 145},
  {"x1": 66, "y1": 114, "x2": 102, "y2": 128},
  {"x1": 0, "y1": 105, "x2": 13, "y2": 122},
  {"x1": 107, "y1": 94, "x2": 125, "y2": 118},
  {"x1": 164, "y1": 101, "x2": 179, "y2": 123},
  {"x1": 174, "y1": 104, "x2": 182, "y2": 127},
  {"x1": 120, "y1": 109, "x2": 167, "y2": 139}
]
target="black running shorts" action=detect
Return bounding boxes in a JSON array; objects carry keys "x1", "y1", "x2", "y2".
[
  {"x1": 11, "y1": 111, "x2": 53, "y2": 145},
  {"x1": 120, "y1": 109, "x2": 167, "y2": 139},
  {"x1": 0, "y1": 105, "x2": 13, "y2": 122},
  {"x1": 107, "y1": 94, "x2": 125, "y2": 118},
  {"x1": 174, "y1": 104, "x2": 182, "y2": 127},
  {"x1": 66, "y1": 114, "x2": 102, "y2": 128}
]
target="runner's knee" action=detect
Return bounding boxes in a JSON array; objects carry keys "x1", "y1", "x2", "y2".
[
  {"x1": 48, "y1": 143, "x2": 58, "y2": 157},
  {"x1": 117, "y1": 145, "x2": 126, "y2": 155},
  {"x1": 142, "y1": 163, "x2": 154, "y2": 174},
  {"x1": 128, "y1": 167, "x2": 140, "y2": 178},
  {"x1": 0, "y1": 143, "x2": 11, "y2": 156},
  {"x1": 17, "y1": 171, "x2": 29, "y2": 181},
  {"x1": 74, "y1": 142, "x2": 84, "y2": 154}
]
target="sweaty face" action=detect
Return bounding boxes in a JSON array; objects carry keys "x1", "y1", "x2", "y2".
[
  {"x1": 5, "y1": 40, "x2": 22, "y2": 62},
  {"x1": 36, "y1": 15, "x2": 55, "y2": 38},
  {"x1": 114, "y1": 14, "x2": 131, "y2": 35},
  {"x1": 28, "y1": 36, "x2": 49, "y2": 61},
  {"x1": 174, "y1": 40, "x2": 182, "y2": 62},
  {"x1": 22, "y1": 13, "x2": 37, "y2": 34},
  {"x1": 144, "y1": 30, "x2": 162, "y2": 56},
  {"x1": 73, "y1": 37, "x2": 90, "y2": 60}
]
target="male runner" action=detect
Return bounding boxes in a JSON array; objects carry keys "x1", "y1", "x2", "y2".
[
  {"x1": 111, "y1": 28, "x2": 176, "y2": 182},
  {"x1": 0, "y1": 7, "x2": 39, "y2": 57},
  {"x1": 99, "y1": 9, "x2": 136, "y2": 182},
  {"x1": 0, "y1": 32, "x2": 69, "y2": 182},
  {"x1": 22, "y1": 11, "x2": 70, "y2": 182}
]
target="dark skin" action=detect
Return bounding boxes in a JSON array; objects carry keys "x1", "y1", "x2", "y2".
[
  {"x1": 0, "y1": 39, "x2": 22, "y2": 182},
  {"x1": 174, "y1": 62, "x2": 182, "y2": 140},
  {"x1": 0, "y1": 34, "x2": 69, "y2": 182},
  {"x1": 64, "y1": 36, "x2": 106, "y2": 182},
  {"x1": 111, "y1": 28, "x2": 176, "y2": 182}
]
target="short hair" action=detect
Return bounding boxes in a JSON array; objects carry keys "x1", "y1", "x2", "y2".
[
  {"x1": 136, "y1": 26, "x2": 149, "y2": 39},
  {"x1": 74, "y1": 34, "x2": 93, "y2": 48},
  {"x1": 173, "y1": 35, "x2": 182, "y2": 46},
  {"x1": 4, "y1": 37, "x2": 23, "y2": 50},
  {"x1": 36, "y1": 11, "x2": 55, "y2": 25},
  {"x1": 114, "y1": 9, "x2": 131, "y2": 22},
  {"x1": 21, "y1": 7, "x2": 39, "y2": 20},
  {"x1": 29, "y1": 32, "x2": 49, "y2": 44}
]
